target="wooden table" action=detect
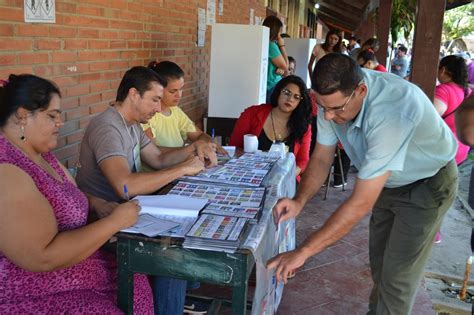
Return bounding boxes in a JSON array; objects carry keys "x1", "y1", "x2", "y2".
[
  {"x1": 117, "y1": 234, "x2": 253, "y2": 314},
  {"x1": 117, "y1": 154, "x2": 296, "y2": 314}
]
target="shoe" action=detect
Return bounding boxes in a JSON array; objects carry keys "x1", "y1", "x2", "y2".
[
  {"x1": 434, "y1": 231, "x2": 441, "y2": 244},
  {"x1": 333, "y1": 182, "x2": 347, "y2": 188},
  {"x1": 183, "y1": 299, "x2": 209, "y2": 314}
]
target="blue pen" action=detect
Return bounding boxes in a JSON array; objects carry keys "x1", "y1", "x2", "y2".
[{"x1": 123, "y1": 184, "x2": 130, "y2": 201}]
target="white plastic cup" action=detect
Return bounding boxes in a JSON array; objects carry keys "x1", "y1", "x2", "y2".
[{"x1": 243, "y1": 134, "x2": 259, "y2": 153}]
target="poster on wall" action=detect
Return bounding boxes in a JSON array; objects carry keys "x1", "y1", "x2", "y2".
[
  {"x1": 197, "y1": 8, "x2": 206, "y2": 47},
  {"x1": 24, "y1": 0, "x2": 55, "y2": 23},
  {"x1": 249, "y1": 8, "x2": 255, "y2": 25},
  {"x1": 218, "y1": 0, "x2": 224, "y2": 16},
  {"x1": 206, "y1": 0, "x2": 216, "y2": 25}
]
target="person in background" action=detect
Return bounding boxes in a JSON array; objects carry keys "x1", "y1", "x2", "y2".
[
  {"x1": 455, "y1": 52, "x2": 474, "y2": 90},
  {"x1": 76, "y1": 66, "x2": 212, "y2": 315},
  {"x1": 0, "y1": 74, "x2": 153, "y2": 313},
  {"x1": 144, "y1": 61, "x2": 226, "y2": 154},
  {"x1": 391, "y1": 46, "x2": 409, "y2": 78},
  {"x1": 456, "y1": 93, "x2": 474, "y2": 146},
  {"x1": 357, "y1": 49, "x2": 387, "y2": 72},
  {"x1": 267, "y1": 54, "x2": 458, "y2": 315},
  {"x1": 308, "y1": 29, "x2": 343, "y2": 77},
  {"x1": 348, "y1": 35, "x2": 360, "y2": 53},
  {"x1": 230, "y1": 75, "x2": 312, "y2": 182},
  {"x1": 350, "y1": 37, "x2": 380, "y2": 60},
  {"x1": 433, "y1": 54, "x2": 471, "y2": 243},
  {"x1": 263, "y1": 15, "x2": 289, "y2": 101},
  {"x1": 287, "y1": 56, "x2": 296, "y2": 76},
  {"x1": 434, "y1": 55, "x2": 471, "y2": 165}
]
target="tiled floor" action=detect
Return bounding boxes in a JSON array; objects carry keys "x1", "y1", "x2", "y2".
[{"x1": 194, "y1": 171, "x2": 436, "y2": 314}]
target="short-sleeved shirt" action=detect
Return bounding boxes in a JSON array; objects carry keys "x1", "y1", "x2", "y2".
[
  {"x1": 317, "y1": 70, "x2": 457, "y2": 188},
  {"x1": 468, "y1": 62, "x2": 474, "y2": 85},
  {"x1": 267, "y1": 41, "x2": 283, "y2": 91},
  {"x1": 77, "y1": 106, "x2": 151, "y2": 202},
  {"x1": 391, "y1": 56, "x2": 408, "y2": 77},
  {"x1": 141, "y1": 106, "x2": 196, "y2": 148},
  {"x1": 435, "y1": 82, "x2": 470, "y2": 164}
]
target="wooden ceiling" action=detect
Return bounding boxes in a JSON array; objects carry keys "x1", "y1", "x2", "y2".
[
  {"x1": 315, "y1": 0, "x2": 372, "y2": 33},
  {"x1": 315, "y1": 0, "x2": 472, "y2": 33}
]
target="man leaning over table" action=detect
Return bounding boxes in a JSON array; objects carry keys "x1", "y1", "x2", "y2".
[
  {"x1": 76, "y1": 66, "x2": 217, "y2": 315},
  {"x1": 267, "y1": 54, "x2": 458, "y2": 315}
]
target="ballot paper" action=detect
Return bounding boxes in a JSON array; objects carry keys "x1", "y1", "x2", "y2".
[{"x1": 121, "y1": 213, "x2": 180, "y2": 237}]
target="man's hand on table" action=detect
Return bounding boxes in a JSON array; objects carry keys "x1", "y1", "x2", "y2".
[{"x1": 193, "y1": 140, "x2": 218, "y2": 167}]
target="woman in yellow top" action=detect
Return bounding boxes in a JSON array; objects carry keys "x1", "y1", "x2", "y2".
[{"x1": 143, "y1": 61, "x2": 226, "y2": 154}]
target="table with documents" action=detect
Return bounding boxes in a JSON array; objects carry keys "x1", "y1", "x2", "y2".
[{"x1": 116, "y1": 153, "x2": 297, "y2": 315}]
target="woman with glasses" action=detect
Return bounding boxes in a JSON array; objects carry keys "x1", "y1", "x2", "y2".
[
  {"x1": 357, "y1": 49, "x2": 387, "y2": 72},
  {"x1": 230, "y1": 75, "x2": 312, "y2": 181},
  {"x1": 0, "y1": 75, "x2": 153, "y2": 313}
]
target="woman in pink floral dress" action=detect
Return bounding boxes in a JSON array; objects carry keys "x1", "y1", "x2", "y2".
[{"x1": 0, "y1": 74, "x2": 153, "y2": 314}]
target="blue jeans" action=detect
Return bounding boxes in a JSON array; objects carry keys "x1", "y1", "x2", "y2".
[{"x1": 151, "y1": 276, "x2": 187, "y2": 315}]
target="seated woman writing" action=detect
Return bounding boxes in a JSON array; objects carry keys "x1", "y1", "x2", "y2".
[
  {"x1": 0, "y1": 74, "x2": 153, "y2": 313},
  {"x1": 230, "y1": 75, "x2": 312, "y2": 181}
]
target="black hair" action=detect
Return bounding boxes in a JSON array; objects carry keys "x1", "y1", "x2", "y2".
[
  {"x1": 0, "y1": 74, "x2": 61, "y2": 128},
  {"x1": 398, "y1": 46, "x2": 408, "y2": 54},
  {"x1": 439, "y1": 55, "x2": 469, "y2": 94},
  {"x1": 148, "y1": 60, "x2": 185, "y2": 81},
  {"x1": 361, "y1": 38, "x2": 380, "y2": 52},
  {"x1": 270, "y1": 75, "x2": 312, "y2": 142},
  {"x1": 288, "y1": 56, "x2": 296, "y2": 64},
  {"x1": 357, "y1": 49, "x2": 379, "y2": 64},
  {"x1": 263, "y1": 15, "x2": 283, "y2": 42},
  {"x1": 116, "y1": 66, "x2": 167, "y2": 102},
  {"x1": 312, "y1": 53, "x2": 363, "y2": 96},
  {"x1": 321, "y1": 29, "x2": 343, "y2": 53}
]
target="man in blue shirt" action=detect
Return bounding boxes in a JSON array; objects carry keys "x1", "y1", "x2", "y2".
[
  {"x1": 391, "y1": 45, "x2": 409, "y2": 78},
  {"x1": 267, "y1": 54, "x2": 458, "y2": 314}
]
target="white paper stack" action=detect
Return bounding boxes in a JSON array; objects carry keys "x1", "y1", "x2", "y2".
[{"x1": 121, "y1": 195, "x2": 209, "y2": 238}]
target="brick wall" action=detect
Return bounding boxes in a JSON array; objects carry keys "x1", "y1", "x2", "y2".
[{"x1": 0, "y1": 0, "x2": 266, "y2": 166}]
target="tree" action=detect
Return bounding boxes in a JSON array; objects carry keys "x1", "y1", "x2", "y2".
[
  {"x1": 442, "y1": 3, "x2": 474, "y2": 42},
  {"x1": 390, "y1": 0, "x2": 416, "y2": 47}
]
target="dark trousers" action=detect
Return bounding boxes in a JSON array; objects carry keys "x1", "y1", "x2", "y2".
[{"x1": 367, "y1": 160, "x2": 458, "y2": 314}]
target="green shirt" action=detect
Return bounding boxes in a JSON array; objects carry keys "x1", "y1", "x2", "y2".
[{"x1": 267, "y1": 41, "x2": 283, "y2": 91}]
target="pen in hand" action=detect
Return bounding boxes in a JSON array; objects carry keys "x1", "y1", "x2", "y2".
[{"x1": 123, "y1": 184, "x2": 129, "y2": 201}]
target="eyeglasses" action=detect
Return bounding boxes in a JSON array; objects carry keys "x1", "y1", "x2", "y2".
[
  {"x1": 281, "y1": 88, "x2": 302, "y2": 102},
  {"x1": 317, "y1": 86, "x2": 358, "y2": 114}
]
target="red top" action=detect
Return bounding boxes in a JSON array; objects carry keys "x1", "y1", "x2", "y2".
[
  {"x1": 374, "y1": 64, "x2": 387, "y2": 72},
  {"x1": 435, "y1": 82, "x2": 470, "y2": 165},
  {"x1": 230, "y1": 104, "x2": 312, "y2": 181}
]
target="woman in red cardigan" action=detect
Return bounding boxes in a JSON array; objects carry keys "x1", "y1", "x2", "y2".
[{"x1": 230, "y1": 75, "x2": 312, "y2": 181}]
